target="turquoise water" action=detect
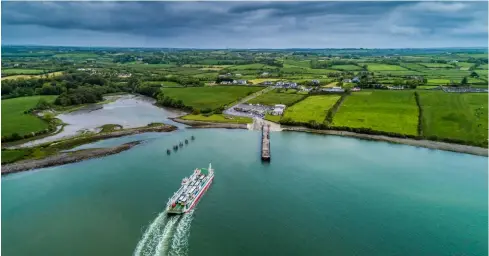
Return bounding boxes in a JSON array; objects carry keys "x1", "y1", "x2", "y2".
[{"x1": 2, "y1": 129, "x2": 487, "y2": 255}]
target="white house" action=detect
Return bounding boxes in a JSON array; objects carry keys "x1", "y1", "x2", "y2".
[{"x1": 271, "y1": 104, "x2": 286, "y2": 116}]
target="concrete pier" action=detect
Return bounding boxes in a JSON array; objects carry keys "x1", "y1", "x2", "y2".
[{"x1": 261, "y1": 124, "x2": 271, "y2": 161}]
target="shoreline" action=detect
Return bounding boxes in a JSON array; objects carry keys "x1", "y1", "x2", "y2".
[
  {"x1": 6, "y1": 124, "x2": 178, "y2": 150},
  {"x1": 2, "y1": 141, "x2": 142, "y2": 175},
  {"x1": 282, "y1": 126, "x2": 488, "y2": 157}
]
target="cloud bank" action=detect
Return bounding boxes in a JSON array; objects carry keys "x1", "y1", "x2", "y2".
[{"x1": 2, "y1": 1, "x2": 487, "y2": 48}]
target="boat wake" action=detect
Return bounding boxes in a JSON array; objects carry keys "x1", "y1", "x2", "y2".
[{"x1": 134, "y1": 209, "x2": 195, "y2": 256}]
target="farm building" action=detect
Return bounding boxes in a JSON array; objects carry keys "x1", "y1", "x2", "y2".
[
  {"x1": 261, "y1": 72, "x2": 270, "y2": 77},
  {"x1": 351, "y1": 87, "x2": 361, "y2": 92},
  {"x1": 262, "y1": 81, "x2": 274, "y2": 85},
  {"x1": 311, "y1": 79, "x2": 320, "y2": 85},
  {"x1": 352, "y1": 77, "x2": 360, "y2": 83},
  {"x1": 342, "y1": 79, "x2": 352, "y2": 83},
  {"x1": 271, "y1": 104, "x2": 286, "y2": 115}
]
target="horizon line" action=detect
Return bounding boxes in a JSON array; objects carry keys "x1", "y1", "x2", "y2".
[{"x1": 2, "y1": 44, "x2": 488, "y2": 50}]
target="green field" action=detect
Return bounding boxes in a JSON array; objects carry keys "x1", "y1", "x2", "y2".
[
  {"x1": 418, "y1": 92, "x2": 487, "y2": 146},
  {"x1": 283, "y1": 95, "x2": 340, "y2": 123},
  {"x1": 427, "y1": 79, "x2": 451, "y2": 85},
  {"x1": 143, "y1": 81, "x2": 182, "y2": 87},
  {"x1": 181, "y1": 114, "x2": 252, "y2": 124},
  {"x1": 2, "y1": 69, "x2": 45, "y2": 75},
  {"x1": 227, "y1": 64, "x2": 276, "y2": 70},
  {"x1": 330, "y1": 65, "x2": 362, "y2": 71},
  {"x1": 54, "y1": 53, "x2": 99, "y2": 58},
  {"x1": 248, "y1": 89, "x2": 305, "y2": 106},
  {"x1": 421, "y1": 63, "x2": 455, "y2": 68},
  {"x1": 160, "y1": 86, "x2": 263, "y2": 110},
  {"x1": 2, "y1": 96, "x2": 57, "y2": 137},
  {"x1": 1, "y1": 149, "x2": 29, "y2": 164},
  {"x1": 333, "y1": 91, "x2": 418, "y2": 135},
  {"x1": 264, "y1": 114, "x2": 282, "y2": 123},
  {"x1": 365, "y1": 63, "x2": 407, "y2": 71}
]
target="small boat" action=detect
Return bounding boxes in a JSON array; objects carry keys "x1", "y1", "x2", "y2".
[
  {"x1": 191, "y1": 135, "x2": 195, "y2": 140},
  {"x1": 179, "y1": 142, "x2": 184, "y2": 147},
  {"x1": 173, "y1": 145, "x2": 179, "y2": 151},
  {"x1": 167, "y1": 149, "x2": 171, "y2": 155},
  {"x1": 185, "y1": 139, "x2": 189, "y2": 144}
]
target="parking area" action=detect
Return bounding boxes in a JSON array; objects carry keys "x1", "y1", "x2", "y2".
[{"x1": 225, "y1": 103, "x2": 273, "y2": 118}]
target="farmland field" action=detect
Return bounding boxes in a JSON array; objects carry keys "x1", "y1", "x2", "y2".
[
  {"x1": 365, "y1": 63, "x2": 407, "y2": 71},
  {"x1": 54, "y1": 53, "x2": 99, "y2": 58},
  {"x1": 227, "y1": 64, "x2": 276, "y2": 70},
  {"x1": 1, "y1": 96, "x2": 57, "y2": 137},
  {"x1": 333, "y1": 91, "x2": 418, "y2": 135},
  {"x1": 142, "y1": 81, "x2": 183, "y2": 87},
  {"x1": 247, "y1": 89, "x2": 305, "y2": 106},
  {"x1": 248, "y1": 78, "x2": 281, "y2": 84},
  {"x1": 1, "y1": 71, "x2": 63, "y2": 81},
  {"x1": 420, "y1": 63, "x2": 454, "y2": 68},
  {"x1": 2, "y1": 69, "x2": 45, "y2": 75},
  {"x1": 264, "y1": 114, "x2": 281, "y2": 123},
  {"x1": 283, "y1": 95, "x2": 340, "y2": 123},
  {"x1": 418, "y1": 91, "x2": 488, "y2": 146},
  {"x1": 181, "y1": 114, "x2": 252, "y2": 124},
  {"x1": 161, "y1": 86, "x2": 263, "y2": 110},
  {"x1": 330, "y1": 65, "x2": 362, "y2": 71},
  {"x1": 427, "y1": 79, "x2": 451, "y2": 85}
]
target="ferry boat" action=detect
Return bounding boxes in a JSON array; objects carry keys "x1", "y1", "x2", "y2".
[{"x1": 167, "y1": 163, "x2": 214, "y2": 215}]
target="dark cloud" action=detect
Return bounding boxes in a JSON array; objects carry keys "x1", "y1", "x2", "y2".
[{"x1": 2, "y1": 1, "x2": 487, "y2": 48}]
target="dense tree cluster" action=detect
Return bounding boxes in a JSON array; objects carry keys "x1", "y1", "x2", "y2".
[{"x1": 54, "y1": 87, "x2": 104, "y2": 106}]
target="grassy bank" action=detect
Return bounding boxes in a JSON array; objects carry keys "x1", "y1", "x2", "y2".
[
  {"x1": 1, "y1": 95, "x2": 57, "y2": 137},
  {"x1": 181, "y1": 114, "x2": 252, "y2": 124}
]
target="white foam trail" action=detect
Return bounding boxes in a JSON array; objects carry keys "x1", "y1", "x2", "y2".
[
  {"x1": 154, "y1": 216, "x2": 180, "y2": 256},
  {"x1": 168, "y1": 211, "x2": 195, "y2": 256},
  {"x1": 134, "y1": 211, "x2": 168, "y2": 256}
]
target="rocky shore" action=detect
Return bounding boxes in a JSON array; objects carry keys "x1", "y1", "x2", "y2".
[
  {"x1": 283, "y1": 127, "x2": 488, "y2": 157},
  {"x1": 169, "y1": 118, "x2": 248, "y2": 129},
  {"x1": 2, "y1": 141, "x2": 142, "y2": 175}
]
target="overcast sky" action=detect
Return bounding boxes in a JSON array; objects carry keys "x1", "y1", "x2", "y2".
[{"x1": 2, "y1": 1, "x2": 488, "y2": 48}]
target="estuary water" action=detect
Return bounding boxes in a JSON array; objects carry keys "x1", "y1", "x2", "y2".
[
  {"x1": 18, "y1": 94, "x2": 186, "y2": 147},
  {"x1": 2, "y1": 129, "x2": 487, "y2": 256}
]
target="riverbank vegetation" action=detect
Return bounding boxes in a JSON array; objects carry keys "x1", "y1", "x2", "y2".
[
  {"x1": 1, "y1": 123, "x2": 176, "y2": 164},
  {"x1": 181, "y1": 114, "x2": 252, "y2": 124}
]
